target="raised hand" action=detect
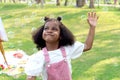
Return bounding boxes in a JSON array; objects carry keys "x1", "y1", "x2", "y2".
[{"x1": 87, "y1": 12, "x2": 99, "y2": 28}]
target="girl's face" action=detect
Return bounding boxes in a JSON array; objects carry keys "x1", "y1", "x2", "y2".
[{"x1": 42, "y1": 21, "x2": 60, "y2": 43}]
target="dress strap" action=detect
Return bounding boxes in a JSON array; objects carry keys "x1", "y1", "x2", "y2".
[
  {"x1": 60, "y1": 47, "x2": 66, "y2": 58},
  {"x1": 42, "y1": 47, "x2": 66, "y2": 63},
  {"x1": 42, "y1": 47, "x2": 50, "y2": 63}
]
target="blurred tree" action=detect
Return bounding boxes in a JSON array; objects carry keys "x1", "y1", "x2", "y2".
[
  {"x1": 56, "y1": 0, "x2": 60, "y2": 6},
  {"x1": 64, "y1": 0, "x2": 68, "y2": 6},
  {"x1": 89, "y1": 0, "x2": 94, "y2": 8},
  {"x1": 12, "y1": 0, "x2": 16, "y2": 3},
  {"x1": 35, "y1": 0, "x2": 45, "y2": 7},
  {"x1": 56, "y1": 0, "x2": 68, "y2": 6},
  {"x1": 35, "y1": 0, "x2": 41, "y2": 4},
  {"x1": 76, "y1": 0, "x2": 85, "y2": 7},
  {"x1": 114, "y1": 0, "x2": 117, "y2": 5},
  {"x1": 104, "y1": 0, "x2": 111, "y2": 4}
]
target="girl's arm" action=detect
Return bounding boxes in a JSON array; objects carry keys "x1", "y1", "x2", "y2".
[
  {"x1": 26, "y1": 76, "x2": 36, "y2": 80},
  {"x1": 83, "y1": 12, "x2": 98, "y2": 52}
]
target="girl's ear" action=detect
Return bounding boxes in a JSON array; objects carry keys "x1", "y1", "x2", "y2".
[
  {"x1": 44, "y1": 16, "x2": 49, "y2": 21},
  {"x1": 57, "y1": 16, "x2": 62, "y2": 21}
]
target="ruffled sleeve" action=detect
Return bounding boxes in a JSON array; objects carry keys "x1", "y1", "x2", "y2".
[
  {"x1": 25, "y1": 51, "x2": 45, "y2": 76},
  {"x1": 66, "y1": 41, "x2": 84, "y2": 59}
]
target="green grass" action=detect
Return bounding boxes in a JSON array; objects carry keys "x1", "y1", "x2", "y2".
[{"x1": 0, "y1": 3, "x2": 120, "y2": 80}]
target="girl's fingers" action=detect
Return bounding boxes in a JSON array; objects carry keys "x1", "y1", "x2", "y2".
[
  {"x1": 88, "y1": 12, "x2": 95, "y2": 18},
  {"x1": 88, "y1": 12, "x2": 99, "y2": 21},
  {"x1": 88, "y1": 12, "x2": 90, "y2": 18},
  {"x1": 93, "y1": 12, "x2": 96, "y2": 18},
  {"x1": 91, "y1": 12, "x2": 94, "y2": 17}
]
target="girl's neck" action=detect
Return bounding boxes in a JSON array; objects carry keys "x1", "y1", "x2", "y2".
[{"x1": 46, "y1": 42, "x2": 59, "y2": 51}]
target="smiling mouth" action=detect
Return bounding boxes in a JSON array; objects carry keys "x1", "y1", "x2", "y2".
[{"x1": 46, "y1": 34, "x2": 54, "y2": 36}]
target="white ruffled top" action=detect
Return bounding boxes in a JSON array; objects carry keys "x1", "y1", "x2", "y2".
[{"x1": 25, "y1": 41, "x2": 84, "y2": 80}]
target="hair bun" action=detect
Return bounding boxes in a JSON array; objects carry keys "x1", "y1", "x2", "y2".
[
  {"x1": 44, "y1": 16, "x2": 49, "y2": 21},
  {"x1": 57, "y1": 16, "x2": 62, "y2": 21}
]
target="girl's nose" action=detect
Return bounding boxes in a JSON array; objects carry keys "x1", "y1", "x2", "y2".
[{"x1": 47, "y1": 29, "x2": 53, "y2": 33}]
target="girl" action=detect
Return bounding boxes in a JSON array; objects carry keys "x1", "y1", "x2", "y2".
[{"x1": 25, "y1": 12, "x2": 99, "y2": 80}]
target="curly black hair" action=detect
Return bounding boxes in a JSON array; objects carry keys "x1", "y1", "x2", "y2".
[{"x1": 32, "y1": 16, "x2": 75, "y2": 50}]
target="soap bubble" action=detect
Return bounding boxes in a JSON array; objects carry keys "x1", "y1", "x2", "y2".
[
  {"x1": 49, "y1": 14, "x2": 55, "y2": 18},
  {"x1": 33, "y1": 48, "x2": 38, "y2": 53},
  {"x1": 17, "y1": 41, "x2": 23, "y2": 47},
  {"x1": 7, "y1": 31, "x2": 15, "y2": 39},
  {"x1": 31, "y1": 27, "x2": 37, "y2": 32},
  {"x1": 24, "y1": 15, "x2": 28, "y2": 19},
  {"x1": 80, "y1": 15, "x2": 87, "y2": 21},
  {"x1": 28, "y1": 1, "x2": 33, "y2": 7},
  {"x1": 114, "y1": 63, "x2": 119, "y2": 67},
  {"x1": 8, "y1": 43, "x2": 15, "y2": 49},
  {"x1": 102, "y1": 7, "x2": 109, "y2": 12},
  {"x1": 21, "y1": 23, "x2": 26, "y2": 28},
  {"x1": 14, "y1": 18, "x2": 21, "y2": 26},
  {"x1": 40, "y1": 17, "x2": 44, "y2": 23},
  {"x1": 31, "y1": 12, "x2": 37, "y2": 18},
  {"x1": 23, "y1": 15, "x2": 30, "y2": 23}
]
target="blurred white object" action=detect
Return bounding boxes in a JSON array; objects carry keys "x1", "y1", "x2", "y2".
[
  {"x1": 0, "y1": 17, "x2": 8, "y2": 42},
  {"x1": 0, "y1": 50, "x2": 29, "y2": 76}
]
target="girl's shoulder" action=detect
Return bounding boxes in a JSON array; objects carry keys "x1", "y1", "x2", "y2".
[
  {"x1": 65, "y1": 41, "x2": 84, "y2": 49},
  {"x1": 64, "y1": 41, "x2": 84, "y2": 59}
]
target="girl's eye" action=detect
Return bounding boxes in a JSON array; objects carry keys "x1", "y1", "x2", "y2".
[
  {"x1": 44, "y1": 26, "x2": 59, "y2": 31},
  {"x1": 52, "y1": 27, "x2": 59, "y2": 31},
  {"x1": 44, "y1": 27, "x2": 48, "y2": 30}
]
